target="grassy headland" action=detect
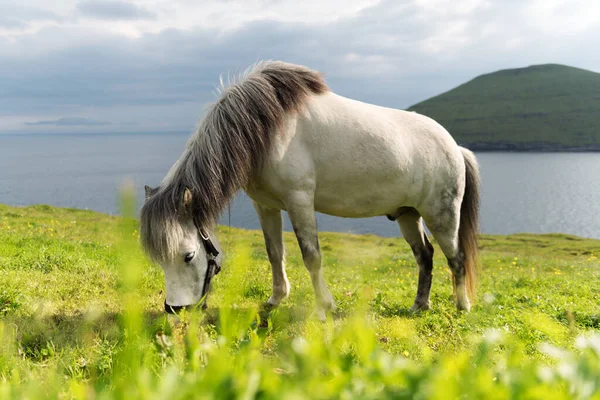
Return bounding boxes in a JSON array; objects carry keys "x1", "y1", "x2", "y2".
[
  {"x1": 409, "y1": 64, "x2": 600, "y2": 151},
  {"x1": 0, "y1": 204, "x2": 599, "y2": 398}
]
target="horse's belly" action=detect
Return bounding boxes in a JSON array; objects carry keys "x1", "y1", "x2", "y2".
[
  {"x1": 245, "y1": 186, "x2": 286, "y2": 210},
  {"x1": 313, "y1": 180, "x2": 411, "y2": 218},
  {"x1": 310, "y1": 146, "x2": 420, "y2": 217},
  {"x1": 247, "y1": 172, "x2": 412, "y2": 218}
]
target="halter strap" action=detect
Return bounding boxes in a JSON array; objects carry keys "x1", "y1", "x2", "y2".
[
  {"x1": 200, "y1": 229, "x2": 220, "y2": 259},
  {"x1": 199, "y1": 228, "x2": 221, "y2": 308}
]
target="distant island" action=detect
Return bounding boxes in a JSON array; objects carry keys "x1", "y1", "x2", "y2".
[{"x1": 408, "y1": 64, "x2": 600, "y2": 151}]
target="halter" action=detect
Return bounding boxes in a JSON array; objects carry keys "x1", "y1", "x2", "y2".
[
  {"x1": 199, "y1": 228, "x2": 221, "y2": 308},
  {"x1": 163, "y1": 226, "x2": 222, "y2": 314}
]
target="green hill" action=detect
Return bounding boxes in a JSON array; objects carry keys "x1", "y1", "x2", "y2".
[{"x1": 408, "y1": 64, "x2": 600, "y2": 151}]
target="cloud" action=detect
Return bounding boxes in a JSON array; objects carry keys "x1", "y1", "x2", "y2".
[
  {"x1": 1, "y1": 0, "x2": 600, "y2": 134},
  {"x1": 25, "y1": 117, "x2": 111, "y2": 126},
  {"x1": 0, "y1": 3, "x2": 64, "y2": 29},
  {"x1": 0, "y1": 16, "x2": 27, "y2": 29},
  {"x1": 76, "y1": 0, "x2": 156, "y2": 20}
]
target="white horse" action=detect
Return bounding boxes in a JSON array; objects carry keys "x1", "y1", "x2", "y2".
[{"x1": 140, "y1": 61, "x2": 480, "y2": 319}]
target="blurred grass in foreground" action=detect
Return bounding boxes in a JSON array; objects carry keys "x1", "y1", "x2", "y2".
[{"x1": 0, "y1": 194, "x2": 599, "y2": 398}]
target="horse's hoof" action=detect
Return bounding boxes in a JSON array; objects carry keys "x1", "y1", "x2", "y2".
[
  {"x1": 267, "y1": 292, "x2": 289, "y2": 306},
  {"x1": 311, "y1": 308, "x2": 327, "y2": 322},
  {"x1": 409, "y1": 302, "x2": 430, "y2": 313},
  {"x1": 326, "y1": 301, "x2": 337, "y2": 312},
  {"x1": 267, "y1": 283, "x2": 290, "y2": 306},
  {"x1": 267, "y1": 296, "x2": 282, "y2": 306},
  {"x1": 456, "y1": 292, "x2": 471, "y2": 311}
]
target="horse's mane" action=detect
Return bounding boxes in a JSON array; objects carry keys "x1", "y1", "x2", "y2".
[{"x1": 140, "y1": 61, "x2": 328, "y2": 261}]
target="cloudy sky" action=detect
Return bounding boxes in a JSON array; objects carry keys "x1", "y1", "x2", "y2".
[{"x1": 2, "y1": 0, "x2": 600, "y2": 134}]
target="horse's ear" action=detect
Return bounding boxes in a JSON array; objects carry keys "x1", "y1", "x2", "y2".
[
  {"x1": 182, "y1": 187, "x2": 193, "y2": 210},
  {"x1": 144, "y1": 185, "x2": 156, "y2": 200}
]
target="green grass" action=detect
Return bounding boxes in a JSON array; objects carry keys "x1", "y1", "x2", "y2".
[
  {"x1": 409, "y1": 64, "x2": 600, "y2": 151},
  {"x1": 0, "y1": 202, "x2": 599, "y2": 398}
]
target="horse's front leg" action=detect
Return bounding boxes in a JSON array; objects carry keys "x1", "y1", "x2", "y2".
[
  {"x1": 253, "y1": 201, "x2": 290, "y2": 306},
  {"x1": 285, "y1": 193, "x2": 335, "y2": 321}
]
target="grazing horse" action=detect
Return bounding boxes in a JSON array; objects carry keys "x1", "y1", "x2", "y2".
[{"x1": 140, "y1": 61, "x2": 480, "y2": 319}]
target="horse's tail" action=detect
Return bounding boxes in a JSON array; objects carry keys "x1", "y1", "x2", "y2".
[{"x1": 459, "y1": 147, "x2": 481, "y2": 302}]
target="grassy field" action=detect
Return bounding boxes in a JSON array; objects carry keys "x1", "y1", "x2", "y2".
[
  {"x1": 1, "y1": 202, "x2": 599, "y2": 398},
  {"x1": 409, "y1": 64, "x2": 600, "y2": 150}
]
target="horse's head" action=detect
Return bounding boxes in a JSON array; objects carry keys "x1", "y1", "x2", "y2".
[{"x1": 140, "y1": 185, "x2": 223, "y2": 314}]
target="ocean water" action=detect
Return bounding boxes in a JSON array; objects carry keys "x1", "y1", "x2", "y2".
[{"x1": 1, "y1": 133, "x2": 600, "y2": 239}]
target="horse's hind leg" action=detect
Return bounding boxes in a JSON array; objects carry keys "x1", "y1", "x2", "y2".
[
  {"x1": 396, "y1": 208, "x2": 434, "y2": 312},
  {"x1": 253, "y1": 202, "x2": 290, "y2": 306},
  {"x1": 285, "y1": 193, "x2": 335, "y2": 321},
  {"x1": 424, "y1": 204, "x2": 470, "y2": 311}
]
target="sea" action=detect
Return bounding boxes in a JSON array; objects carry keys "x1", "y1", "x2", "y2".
[{"x1": 1, "y1": 132, "x2": 599, "y2": 239}]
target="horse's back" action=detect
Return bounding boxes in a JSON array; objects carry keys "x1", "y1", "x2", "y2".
[
  {"x1": 300, "y1": 92, "x2": 460, "y2": 165},
  {"x1": 301, "y1": 92, "x2": 463, "y2": 176}
]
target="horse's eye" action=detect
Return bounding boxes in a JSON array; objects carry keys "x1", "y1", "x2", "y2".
[{"x1": 184, "y1": 252, "x2": 195, "y2": 263}]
